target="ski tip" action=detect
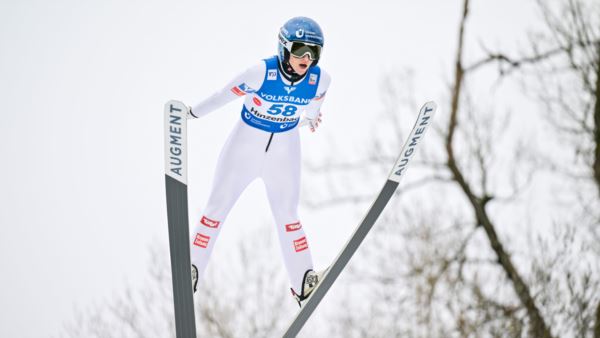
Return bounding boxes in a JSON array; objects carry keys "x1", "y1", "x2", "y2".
[
  {"x1": 420, "y1": 101, "x2": 437, "y2": 118},
  {"x1": 422, "y1": 101, "x2": 437, "y2": 110},
  {"x1": 165, "y1": 99, "x2": 186, "y2": 110}
]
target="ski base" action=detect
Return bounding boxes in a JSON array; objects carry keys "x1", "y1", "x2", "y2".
[
  {"x1": 282, "y1": 101, "x2": 437, "y2": 337},
  {"x1": 165, "y1": 100, "x2": 197, "y2": 338}
]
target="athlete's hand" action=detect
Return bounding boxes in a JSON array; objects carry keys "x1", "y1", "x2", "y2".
[
  {"x1": 187, "y1": 106, "x2": 198, "y2": 119},
  {"x1": 299, "y1": 112, "x2": 323, "y2": 132}
]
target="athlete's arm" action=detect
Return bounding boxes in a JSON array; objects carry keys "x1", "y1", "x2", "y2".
[
  {"x1": 189, "y1": 62, "x2": 266, "y2": 118},
  {"x1": 300, "y1": 70, "x2": 331, "y2": 131}
]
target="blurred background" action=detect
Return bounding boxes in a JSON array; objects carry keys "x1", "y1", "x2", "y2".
[{"x1": 1, "y1": 0, "x2": 599, "y2": 337}]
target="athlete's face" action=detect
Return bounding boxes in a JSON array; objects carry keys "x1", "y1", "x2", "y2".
[{"x1": 289, "y1": 54, "x2": 313, "y2": 76}]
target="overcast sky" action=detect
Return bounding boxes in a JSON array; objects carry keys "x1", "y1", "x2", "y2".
[{"x1": 0, "y1": 1, "x2": 543, "y2": 337}]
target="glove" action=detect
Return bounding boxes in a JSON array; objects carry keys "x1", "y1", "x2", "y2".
[
  {"x1": 299, "y1": 112, "x2": 323, "y2": 132},
  {"x1": 187, "y1": 106, "x2": 198, "y2": 119}
]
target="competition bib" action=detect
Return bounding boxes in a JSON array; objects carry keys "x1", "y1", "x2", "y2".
[{"x1": 237, "y1": 56, "x2": 321, "y2": 133}]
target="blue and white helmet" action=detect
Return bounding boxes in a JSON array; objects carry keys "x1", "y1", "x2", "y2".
[{"x1": 278, "y1": 17, "x2": 324, "y2": 67}]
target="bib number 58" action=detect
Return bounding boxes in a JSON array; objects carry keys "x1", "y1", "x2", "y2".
[{"x1": 267, "y1": 104, "x2": 297, "y2": 116}]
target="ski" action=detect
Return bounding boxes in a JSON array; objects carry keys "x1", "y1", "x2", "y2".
[
  {"x1": 164, "y1": 100, "x2": 197, "y2": 338},
  {"x1": 282, "y1": 101, "x2": 437, "y2": 337}
]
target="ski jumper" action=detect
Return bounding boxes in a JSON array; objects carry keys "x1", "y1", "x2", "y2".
[{"x1": 190, "y1": 56, "x2": 331, "y2": 294}]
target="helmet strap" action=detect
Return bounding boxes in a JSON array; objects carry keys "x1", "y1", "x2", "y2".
[{"x1": 278, "y1": 50, "x2": 307, "y2": 83}]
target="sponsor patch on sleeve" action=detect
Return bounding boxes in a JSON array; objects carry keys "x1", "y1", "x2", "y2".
[
  {"x1": 231, "y1": 86, "x2": 245, "y2": 96},
  {"x1": 239, "y1": 83, "x2": 255, "y2": 93}
]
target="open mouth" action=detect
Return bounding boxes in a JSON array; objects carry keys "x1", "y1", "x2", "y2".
[{"x1": 299, "y1": 63, "x2": 308, "y2": 69}]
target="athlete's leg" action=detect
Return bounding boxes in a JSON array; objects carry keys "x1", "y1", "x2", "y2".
[
  {"x1": 190, "y1": 122, "x2": 265, "y2": 284},
  {"x1": 262, "y1": 129, "x2": 314, "y2": 294}
]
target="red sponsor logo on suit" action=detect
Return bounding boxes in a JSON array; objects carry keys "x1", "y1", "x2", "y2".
[
  {"x1": 201, "y1": 216, "x2": 220, "y2": 228},
  {"x1": 294, "y1": 237, "x2": 308, "y2": 252},
  {"x1": 285, "y1": 222, "x2": 302, "y2": 232},
  {"x1": 231, "y1": 86, "x2": 244, "y2": 96},
  {"x1": 194, "y1": 233, "x2": 210, "y2": 248}
]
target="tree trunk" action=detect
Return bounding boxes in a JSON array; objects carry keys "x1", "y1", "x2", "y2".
[
  {"x1": 592, "y1": 54, "x2": 600, "y2": 338},
  {"x1": 593, "y1": 42, "x2": 600, "y2": 197},
  {"x1": 445, "y1": 1, "x2": 554, "y2": 337}
]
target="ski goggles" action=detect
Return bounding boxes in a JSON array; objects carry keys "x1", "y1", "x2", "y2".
[{"x1": 288, "y1": 41, "x2": 321, "y2": 61}]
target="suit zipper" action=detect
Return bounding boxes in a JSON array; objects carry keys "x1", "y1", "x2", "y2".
[
  {"x1": 265, "y1": 133, "x2": 274, "y2": 152},
  {"x1": 265, "y1": 80, "x2": 295, "y2": 153}
]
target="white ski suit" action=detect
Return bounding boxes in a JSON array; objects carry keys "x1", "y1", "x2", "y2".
[{"x1": 189, "y1": 55, "x2": 331, "y2": 294}]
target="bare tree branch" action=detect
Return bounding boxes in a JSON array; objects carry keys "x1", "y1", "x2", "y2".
[
  {"x1": 465, "y1": 45, "x2": 566, "y2": 74},
  {"x1": 445, "y1": 1, "x2": 554, "y2": 337}
]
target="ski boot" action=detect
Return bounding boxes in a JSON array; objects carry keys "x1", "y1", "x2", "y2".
[
  {"x1": 191, "y1": 264, "x2": 198, "y2": 293},
  {"x1": 290, "y1": 269, "x2": 326, "y2": 307}
]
